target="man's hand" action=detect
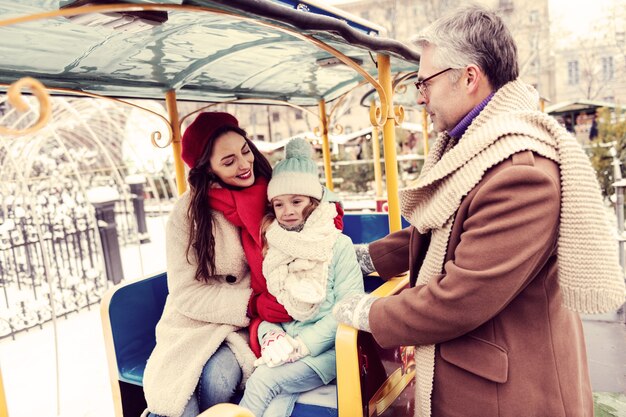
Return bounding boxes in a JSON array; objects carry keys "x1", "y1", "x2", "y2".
[{"x1": 332, "y1": 293, "x2": 378, "y2": 332}]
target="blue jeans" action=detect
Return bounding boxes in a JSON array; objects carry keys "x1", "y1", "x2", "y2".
[
  {"x1": 239, "y1": 361, "x2": 324, "y2": 417},
  {"x1": 149, "y1": 344, "x2": 242, "y2": 417}
]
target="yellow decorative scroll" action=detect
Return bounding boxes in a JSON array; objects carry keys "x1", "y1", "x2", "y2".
[
  {"x1": 394, "y1": 83, "x2": 408, "y2": 95},
  {"x1": 393, "y1": 105, "x2": 405, "y2": 125},
  {"x1": 0, "y1": 77, "x2": 51, "y2": 136},
  {"x1": 367, "y1": 345, "x2": 416, "y2": 417},
  {"x1": 313, "y1": 121, "x2": 344, "y2": 138},
  {"x1": 330, "y1": 123, "x2": 344, "y2": 136},
  {"x1": 367, "y1": 367, "x2": 415, "y2": 417},
  {"x1": 370, "y1": 102, "x2": 384, "y2": 128}
]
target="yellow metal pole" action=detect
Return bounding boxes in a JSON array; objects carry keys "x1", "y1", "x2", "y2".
[
  {"x1": 378, "y1": 54, "x2": 401, "y2": 232},
  {"x1": 166, "y1": 90, "x2": 186, "y2": 196},
  {"x1": 336, "y1": 324, "x2": 361, "y2": 417},
  {"x1": 539, "y1": 97, "x2": 546, "y2": 112},
  {"x1": 0, "y1": 367, "x2": 8, "y2": 417},
  {"x1": 371, "y1": 123, "x2": 383, "y2": 198},
  {"x1": 422, "y1": 107, "x2": 429, "y2": 155},
  {"x1": 318, "y1": 99, "x2": 334, "y2": 191}
]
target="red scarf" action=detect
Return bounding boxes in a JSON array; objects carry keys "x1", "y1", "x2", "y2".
[{"x1": 208, "y1": 177, "x2": 292, "y2": 326}]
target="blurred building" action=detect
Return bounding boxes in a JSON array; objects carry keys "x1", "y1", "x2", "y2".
[
  {"x1": 336, "y1": 0, "x2": 554, "y2": 98},
  {"x1": 217, "y1": 0, "x2": 625, "y2": 144},
  {"x1": 551, "y1": 1, "x2": 626, "y2": 103}
]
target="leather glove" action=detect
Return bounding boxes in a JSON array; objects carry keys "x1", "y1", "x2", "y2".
[
  {"x1": 254, "y1": 329, "x2": 294, "y2": 368},
  {"x1": 332, "y1": 293, "x2": 378, "y2": 332},
  {"x1": 355, "y1": 244, "x2": 376, "y2": 276}
]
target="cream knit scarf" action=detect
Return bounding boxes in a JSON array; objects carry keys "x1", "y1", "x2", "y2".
[
  {"x1": 263, "y1": 202, "x2": 340, "y2": 321},
  {"x1": 400, "y1": 80, "x2": 626, "y2": 417}
]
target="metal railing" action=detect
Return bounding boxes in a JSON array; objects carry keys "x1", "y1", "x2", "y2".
[
  {"x1": 0, "y1": 173, "x2": 174, "y2": 339},
  {"x1": 0, "y1": 192, "x2": 106, "y2": 339}
]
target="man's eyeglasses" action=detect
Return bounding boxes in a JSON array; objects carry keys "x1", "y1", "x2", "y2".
[{"x1": 414, "y1": 67, "x2": 453, "y2": 97}]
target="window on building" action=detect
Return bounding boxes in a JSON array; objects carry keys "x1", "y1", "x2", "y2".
[
  {"x1": 254, "y1": 134, "x2": 265, "y2": 141},
  {"x1": 601, "y1": 56, "x2": 614, "y2": 81},
  {"x1": 567, "y1": 60, "x2": 579, "y2": 85},
  {"x1": 529, "y1": 10, "x2": 539, "y2": 24},
  {"x1": 499, "y1": 0, "x2": 514, "y2": 12},
  {"x1": 295, "y1": 110, "x2": 303, "y2": 120},
  {"x1": 272, "y1": 112, "x2": 280, "y2": 122}
]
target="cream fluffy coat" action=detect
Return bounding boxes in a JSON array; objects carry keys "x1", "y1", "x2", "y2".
[{"x1": 143, "y1": 192, "x2": 256, "y2": 417}]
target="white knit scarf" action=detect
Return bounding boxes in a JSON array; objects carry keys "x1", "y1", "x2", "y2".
[
  {"x1": 263, "y1": 202, "x2": 340, "y2": 321},
  {"x1": 400, "y1": 80, "x2": 626, "y2": 417}
]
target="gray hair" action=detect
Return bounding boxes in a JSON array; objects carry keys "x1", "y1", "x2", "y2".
[{"x1": 413, "y1": 5, "x2": 519, "y2": 90}]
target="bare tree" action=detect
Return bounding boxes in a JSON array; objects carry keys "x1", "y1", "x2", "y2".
[
  {"x1": 578, "y1": 43, "x2": 607, "y2": 99},
  {"x1": 570, "y1": 9, "x2": 624, "y2": 101},
  {"x1": 498, "y1": 1, "x2": 553, "y2": 95}
]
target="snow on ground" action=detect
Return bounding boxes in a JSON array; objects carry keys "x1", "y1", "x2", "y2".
[{"x1": 0, "y1": 216, "x2": 168, "y2": 417}]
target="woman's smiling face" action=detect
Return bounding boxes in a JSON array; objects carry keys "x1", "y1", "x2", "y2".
[{"x1": 209, "y1": 131, "x2": 255, "y2": 188}]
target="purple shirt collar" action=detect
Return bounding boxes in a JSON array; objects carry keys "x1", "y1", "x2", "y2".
[{"x1": 448, "y1": 92, "x2": 495, "y2": 139}]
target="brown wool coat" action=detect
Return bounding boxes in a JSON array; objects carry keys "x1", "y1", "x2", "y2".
[{"x1": 368, "y1": 151, "x2": 593, "y2": 417}]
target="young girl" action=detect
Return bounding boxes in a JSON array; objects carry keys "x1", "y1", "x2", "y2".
[{"x1": 238, "y1": 138, "x2": 364, "y2": 417}]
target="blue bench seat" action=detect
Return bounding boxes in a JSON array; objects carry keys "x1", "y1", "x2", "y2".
[
  {"x1": 101, "y1": 213, "x2": 408, "y2": 417},
  {"x1": 101, "y1": 272, "x2": 339, "y2": 417}
]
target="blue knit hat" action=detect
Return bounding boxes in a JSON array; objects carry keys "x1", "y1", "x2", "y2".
[{"x1": 267, "y1": 138, "x2": 323, "y2": 201}]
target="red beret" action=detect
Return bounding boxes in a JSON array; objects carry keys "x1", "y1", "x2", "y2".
[{"x1": 181, "y1": 112, "x2": 240, "y2": 168}]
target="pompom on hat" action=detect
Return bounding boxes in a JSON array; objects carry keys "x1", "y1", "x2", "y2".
[
  {"x1": 181, "y1": 112, "x2": 239, "y2": 168},
  {"x1": 267, "y1": 138, "x2": 323, "y2": 201}
]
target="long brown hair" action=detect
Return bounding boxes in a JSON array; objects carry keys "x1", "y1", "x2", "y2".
[
  {"x1": 186, "y1": 125, "x2": 272, "y2": 282},
  {"x1": 260, "y1": 197, "x2": 321, "y2": 255}
]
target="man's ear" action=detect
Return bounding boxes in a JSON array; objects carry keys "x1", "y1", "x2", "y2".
[{"x1": 465, "y1": 64, "x2": 482, "y2": 92}]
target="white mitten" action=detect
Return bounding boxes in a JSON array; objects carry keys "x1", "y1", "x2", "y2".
[
  {"x1": 285, "y1": 336, "x2": 310, "y2": 363},
  {"x1": 254, "y1": 329, "x2": 294, "y2": 368}
]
